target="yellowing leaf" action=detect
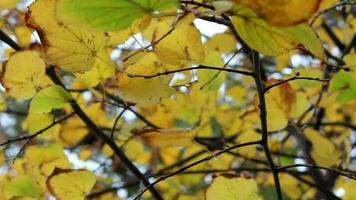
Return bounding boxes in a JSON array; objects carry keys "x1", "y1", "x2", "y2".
[
  {"x1": 206, "y1": 173, "x2": 259, "y2": 200},
  {"x1": 204, "y1": 33, "x2": 237, "y2": 53},
  {"x1": 30, "y1": 85, "x2": 73, "y2": 113},
  {"x1": 109, "y1": 16, "x2": 151, "y2": 45},
  {"x1": 235, "y1": 130, "x2": 260, "y2": 157},
  {"x1": 4, "y1": 175, "x2": 41, "y2": 199},
  {"x1": 14, "y1": 26, "x2": 32, "y2": 46},
  {"x1": 23, "y1": 112, "x2": 54, "y2": 137},
  {"x1": 197, "y1": 51, "x2": 225, "y2": 91},
  {"x1": 57, "y1": 0, "x2": 178, "y2": 31},
  {"x1": 304, "y1": 128, "x2": 341, "y2": 167},
  {"x1": 75, "y1": 50, "x2": 115, "y2": 88},
  {"x1": 124, "y1": 139, "x2": 151, "y2": 164},
  {"x1": 134, "y1": 128, "x2": 199, "y2": 148},
  {"x1": 26, "y1": 0, "x2": 109, "y2": 73},
  {"x1": 1, "y1": 50, "x2": 51, "y2": 99},
  {"x1": 153, "y1": 13, "x2": 205, "y2": 66},
  {"x1": 47, "y1": 169, "x2": 96, "y2": 200},
  {"x1": 25, "y1": 144, "x2": 70, "y2": 176},
  {"x1": 117, "y1": 52, "x2": 173, "y2": 104},
  {"x1": 235, "y1": 0, "x2": 320, "y2": 26},
  {"x1": 0, "y1": 93, "x2": 6, "y2": 111},
  {"x1": 58, "y1": 116, "x2": 87, "y2": 147},
  {"x1": 0, "y1": 0, "x2": 19, "y2": 9},
  {"x1": 231, "y1": 5, "x2": 324, "y2": 59}
]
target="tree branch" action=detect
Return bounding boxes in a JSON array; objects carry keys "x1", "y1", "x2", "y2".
[
  {"x1": 252, "y1": 51, "x2": 282, "y2": 200},
  {"x1": 45, "y1": 67, "x2": 164, "y2": 200}
]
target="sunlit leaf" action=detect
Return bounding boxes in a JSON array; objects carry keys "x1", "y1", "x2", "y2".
[
  {"x1": 0, "y1": 0, "x2": 19, "y2": 9},
  {"x1": 153, "y1": 13, "x2": 205, "y2": 66},
  {"x1": 30, "y1": 85, "x2": 73, "y2": 113},
  {"x1": 330, "y1": 53, "x2": 356, "y2": 102},
  {"x1": 75, "y1": 50, "x2": 115, "y2": 88},
  {"x1": 108, "y1": 16, "x2": 151, "y2": 45},
  {"x1": 206, "y1": 173, "x2": 259, "y2": 200},
  {"x1": 134, "y1": 128, "x2": 199, "y2": 148},
  {"x1": 26, "y1": 0, "x2": 109, "y2": 73},
  {"x1": 57, "y1": 0, "x2": 178, "y2": 31},
  {"x1": 25, "y1": 144, "x2": 71, "y2": 176},
  {"x1": 58, "y1": 116, "x2": 88, "y2": 147},
  {"x1": 231, "y1": 4, "x2": 324, "y2": 59},
  {"x1": 204, "y1": 33, "x2": 237, "y2": 53},
  {"x1": 23, "y1": 112, "x2": 55, "y2": 136},
  {"x1": 4, "y1": 175, "x2": 41, "y2": 199},
  {"x1": 235, "y1": 0, "x2": 320, "y2": 26},
  {"x1": 1, "y1": 50, "x2": 51, "y2": 99},
  {"x1": 304, "y1": 128, "x2": 341, "y2": 167},
  {"x1": 117, "y1": 52, "x2": 174, "y2": 104},
  {"x1": 197, "y1": 51, "x2": 225, "y2": 91},
  {"x1": 47, "y1": 169, "x2": 96, "y2": 200}
]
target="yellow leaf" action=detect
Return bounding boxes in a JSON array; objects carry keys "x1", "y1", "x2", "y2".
[
  {"x1": 206, "y1": 173, "x2": 259, "y2": 200},
  {"x1": 1, "y1": 50, "x2": 51, "y2": 99},
  {"x1": 145, "y1": 104, "x2": 174, "y2": 128},
  {"x1": 117, "y1": 52, "x2": 174, "y2": 104},
  {"x1": 109, "y1": 16, "x2": 151, "y2": 45},
  {"x1": 197, "y1": 51, "x2": 225, "y2": 91},
  {"x1": 234, "y1": 0, "x2": 320, "y2": 26},
  {"x1": 22, "y1": 112, "x2": 55, "y2": 138},
  {"x1": 204, "y1": 33, "x2": 237, "y2": 53},
  {"x1": 153, "y1": 13, "x2": 205, "y2": 66},
  {"x1": 0, "y1": 0, "x2": 19, "y2": 9},
  {"x1": 79, "y1": 147, "x2": 92, "y2": 161},
  {"x1": 58, "y1": 116, "x2": 87, "y2": 147},
  {"x1": 235, "y1": 130, "x2": 260, "y2": 157},
  {"x1": 47, "y1": 169, "x2": 96, "y2": 200},
  {"x1": 14, "y1": 26, "x2": 32, "y2": 46},
  {"x1": 124, "y1": 139, "x2": 152, "y2": 164},
  {"x1": 226, "y1": 86, "x2": 247, "y2": 105},
  {"x1": 26, "y1": 144, "x2": 71, "y2": 176},
  {"x1": 231, "y1": 4, "x2": 324, "y2": 59},
  {"x1": 134, "y1": 128, "x2": 199, "y2": 148},
  {"x1": 0, "y1": 93, "x2": 6, "y2": 111},
  {"x1": 26, "y1": 0, "x2": 109, "y2": 73},
  {"x1": 304, "y1": 128, "x2": 341, "y2": 167},
  {"x1": 75, "y1": 50, "x2": 115, "y2": 88}
]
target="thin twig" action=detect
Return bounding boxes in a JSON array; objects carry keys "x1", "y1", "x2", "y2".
[
  {"x1": 46, "y1": 67, "x2": 164, "y2": 200},
  {"x1": 310, "y1": 0, "x2": 356, "y2": 26},
  {"x1": 127, "y1": 64, "x2": 254, "y2": 79},
  {"x1": 110, "y1": 107, "x2": 128, "y2": 138},
  {"x1": 133, "y1": 140, "x2": 261, "y2": 200},
  {"x1": 0, "y1": 112, "x2": 75, "y2": 147},
  {"x1": 264, "y1": 75, "x2": 329, "y2": 92},
  {"x1": 200, "y1": 45, "x2": 246, "y2": 90},
  {"x1": 278, "y1": 164, "x2": 356, "y2": 180}
]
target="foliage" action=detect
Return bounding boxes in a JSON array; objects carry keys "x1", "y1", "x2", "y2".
[{"x1": 0, "y1": 0, "x2": 355, "y2": 200}]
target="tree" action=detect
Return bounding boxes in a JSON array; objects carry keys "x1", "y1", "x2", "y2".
[{"x1": 0, "y1": 0, "x2": 355, "y2": 199}]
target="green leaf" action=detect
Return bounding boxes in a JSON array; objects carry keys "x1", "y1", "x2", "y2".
[
  {"x1": 57, "y1": 0, "x2": 178, "y2": 31},
  {"x1": 231, "y1": 4, "x2": 324, "y2": 59},
  {"x1": 30, "y1": 85, "x2": 73, "y2": 113},
  {"x1": 4, "y1": 175, "x2": 42, "y2": 199},
  {"x1": 330, "y1": 71, "x2": 356, "y2": 102}
]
